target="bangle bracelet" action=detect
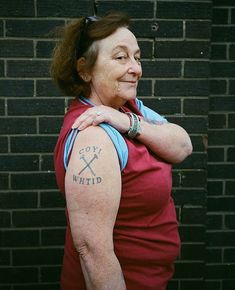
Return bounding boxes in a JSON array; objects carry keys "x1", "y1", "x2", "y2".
[{"x1": 125, "y1": 112, "x2": 141, "y2": 139}]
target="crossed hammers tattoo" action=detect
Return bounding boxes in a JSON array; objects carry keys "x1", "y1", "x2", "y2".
[{"x1": 79, "y1": 154, "x2": 98, "y2": 176}]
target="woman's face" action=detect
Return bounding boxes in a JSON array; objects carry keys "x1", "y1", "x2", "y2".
[{"x1": 89, "y1": 27, "x2": 142, "y2": 108}]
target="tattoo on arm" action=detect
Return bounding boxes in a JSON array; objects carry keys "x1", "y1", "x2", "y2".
[{"x1": 72, "y1": 145, "x2": 103, "y2": 186}]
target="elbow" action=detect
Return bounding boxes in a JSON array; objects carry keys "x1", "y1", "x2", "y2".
[
  {"x1": 176, "y1": 140, "x2": 193, "y2": 164},
  {"x1": 175, "y1": 126, "x2": 193, "y2": 163},
  {"x1": 76, "y1": 240, "x2": 91, "y2": 262},
  {"x1": 179, "y1": 130, "x2": 193, "y2": 160},
  {"x1": 74, "y1": 238, "x2": 113, "y2": 265},
  {"x1": 74, "y1": 239, "x2": 96, "y2": 264},
  {"x1": 170, "y1": 140, "x2": 193, "y2": 164},
  {"x1": 184, "y1": 139, "x2": 193, "y2": 157}
]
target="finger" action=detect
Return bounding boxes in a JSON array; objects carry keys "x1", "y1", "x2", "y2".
[
  {"x1": 77, "y1": 115, "x2": 96, "y2": 130},
  {"x1": 71, "y1": 108, "x2": 95, "y2": 129},
  {"x1": 92, "y1": 114, "x2": 106, "y2": 126},
  {"x1": 77, "y1": 110, "x2": 105, "y2": 130},
  {"x1": 72, "y1": 117, "x2": 82, "y2": 129},
  {"x1": 72, "y1": 107, "x2": 106, "y2": 129}
]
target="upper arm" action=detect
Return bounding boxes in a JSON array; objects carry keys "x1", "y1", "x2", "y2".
[{"x1": 65, "y1": 126, "x2": 121, "y2": 252}]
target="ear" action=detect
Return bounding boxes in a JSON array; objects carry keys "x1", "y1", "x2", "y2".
[
  {"x1": 76, "y1": 57, "x2": 86, "y2": 72},
  {"x1": 76, "y1": 57, "x2": 91, "y2": 82}
]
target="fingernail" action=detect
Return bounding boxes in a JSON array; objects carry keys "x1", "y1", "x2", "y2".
[
  {"x1": 77, "y1": 125, "x2": 84, "y2": 130},
  {"x1": 72, "y1": 122, "x2": 79, "y2": 129}
]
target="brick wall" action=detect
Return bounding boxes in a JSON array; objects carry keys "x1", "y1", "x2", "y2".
[
  {"x1": 0, "y1": 0, "x2": 233, "y2": 289},
  {"x1": 207, "y1": 0, "x2": 235, "y2": 289}
]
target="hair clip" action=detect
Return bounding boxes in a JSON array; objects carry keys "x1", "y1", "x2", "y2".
[
  {"x1": 93, "y1": 0, "x2": 98, "y2": 16},
  {"x1": 84, "y1": 15, "x2": 100, "y2": 25},
  {"x1": 75, "y1": 1, "x2": 100, "y2": 59},
  {"x1": 84, "y1": 0, "x2": 100, "y2": 26}
]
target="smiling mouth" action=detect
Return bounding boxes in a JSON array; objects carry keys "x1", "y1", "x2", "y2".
[{"x1": 122, "y1": 80, "x2": 138, "y2": 84}]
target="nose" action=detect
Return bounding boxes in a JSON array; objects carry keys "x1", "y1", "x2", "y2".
[{"x1": 128, "y1": 58, "x2": 142, "y2": 77}]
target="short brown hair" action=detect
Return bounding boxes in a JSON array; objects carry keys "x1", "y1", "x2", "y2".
[{"x1": 50, "y1": 12, "x2": 130, "y2": 97}]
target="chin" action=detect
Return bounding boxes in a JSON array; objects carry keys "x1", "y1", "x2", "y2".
[
  {"x1": 121, "y1": 89, "x2": 137, "y2": 99},
  {"x1": 126, "y1": 92, "x2": 137, "y2": 100},
  {"x1": 120, "y1": 94, "x2": 136, "y2": 103}
]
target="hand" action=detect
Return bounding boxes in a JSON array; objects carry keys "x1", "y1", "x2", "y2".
[{"x1": 72, "y1": 105, "x2": 130, "y2": 133}]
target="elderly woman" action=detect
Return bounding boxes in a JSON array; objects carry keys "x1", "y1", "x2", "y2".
[{"x1": 52, "y1": 12, "x2": 192, "y2": 290}]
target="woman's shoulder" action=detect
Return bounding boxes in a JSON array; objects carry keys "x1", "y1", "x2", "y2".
[
  {"x1": 76, "y1": 125, "x2": 114, "y2": 147},
  {"x1": 72, "y1": 126, "x2": 120, "y2": 165},
  {"x1": 68, "y1": 126, "x2": 121, "y2": 180}
]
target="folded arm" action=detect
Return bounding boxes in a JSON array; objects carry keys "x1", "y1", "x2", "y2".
[
  {"x1": 65, "y1": 126, "x2": 126, "y2": 290},
  {"x1": 72, "y1": 102, "x2": 192, "y2": 164},
  {"x1": 136, "y1": 120, "x2": 193, "y2": 163}
]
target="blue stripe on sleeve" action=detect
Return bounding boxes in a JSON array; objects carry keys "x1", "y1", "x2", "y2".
[
  {"x1": 99, "y1": 123, "x2": 128, "y2": 171},
  {"x1": 63, "y1": 125, "x2": 128, "y2": 171},
  {"x1": 63, "y1": 129, "x2": 79, "y2": 170}
]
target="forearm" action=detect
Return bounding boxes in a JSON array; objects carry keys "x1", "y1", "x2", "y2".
[
  {"x1": 71, "y1": 105, "x2": 192, "y2": 163},
  {"x1": 80, "y1": 250, "x2": 126, "y2": 290},
  {"x1": 136, "y1": 120, "x2": 193, "y2": 164}
]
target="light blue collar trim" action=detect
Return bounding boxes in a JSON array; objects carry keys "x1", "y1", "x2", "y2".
[{"x1": 79, "y1": 96, "x2": 95, "y2": 106}]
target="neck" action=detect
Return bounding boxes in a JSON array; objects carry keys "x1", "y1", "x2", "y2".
[{"x1": 88, "y1": 94, "x2": 126, "y2": 110}]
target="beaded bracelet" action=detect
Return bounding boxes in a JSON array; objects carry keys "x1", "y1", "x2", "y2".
[{"x1": 125, "y1": 112, "x2": 142, "y2": 139}]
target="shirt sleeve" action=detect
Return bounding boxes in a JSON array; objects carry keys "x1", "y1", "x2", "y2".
[
  {"x1": 135, "y1": 98, "x2": 168, "y2": 123},
  {"x1": 64, "y1": 125, "x2": 128, "y2": 172}
]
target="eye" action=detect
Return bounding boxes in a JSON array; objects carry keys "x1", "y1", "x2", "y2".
[
  {"x1": 116, "y1": 55, "x2": 127, "y2": 60},
  {"x1": 135, "y1": 56, "x2": 141, "y2": 64}
]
